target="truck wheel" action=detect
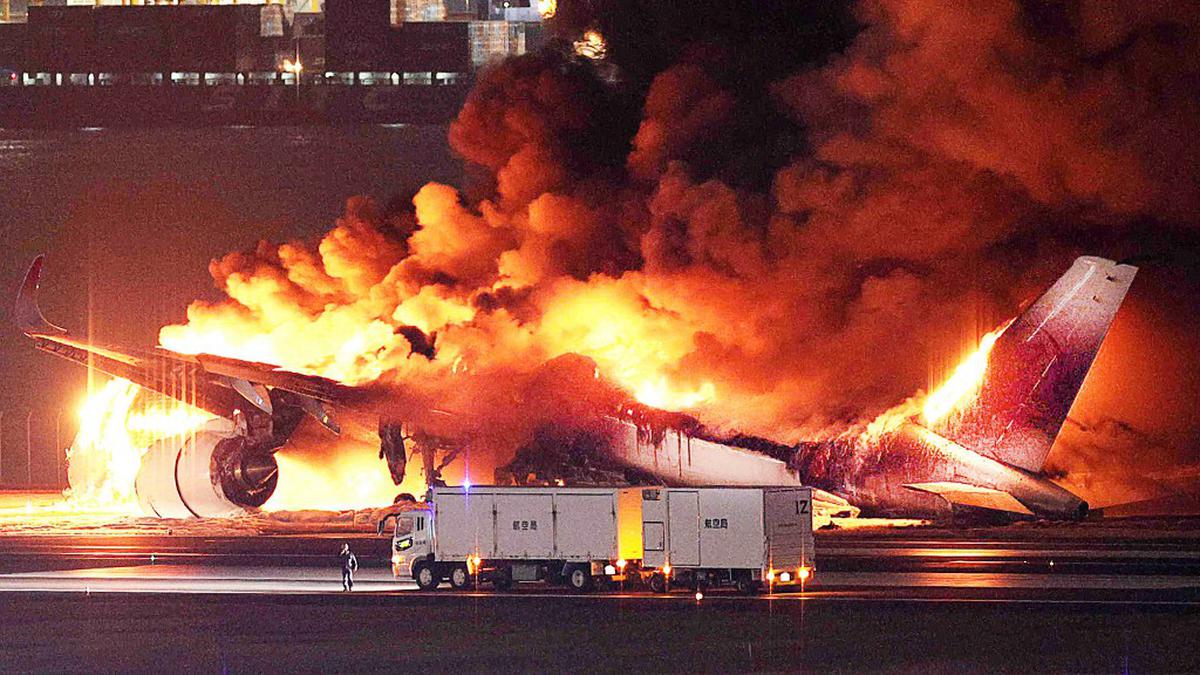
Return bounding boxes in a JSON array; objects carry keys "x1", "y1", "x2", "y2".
[
  {"x1": 414, "y1": 562, "x2": 439, "y2": 591},
  {"x1": 736, "y1": 577, "x2": 762, "y2": 595},
  {"x1": 492, "y1": 568, "x2": 513, "y2": 592},
  {"x1": 567, "y1": 566, "x2": 594, "y2": 592},
  {"x1": 648, "y1": 573, "x2": 668, "y2": 594},
  {"x1": 449, "y1": 565, "x2": 471, "y2": 590}
]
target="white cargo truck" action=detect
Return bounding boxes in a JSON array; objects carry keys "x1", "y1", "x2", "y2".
[
  {"x1": 380, "y1": 484, "x2": 816, "y2": 594},
  {"x1": 639, "y1": 486, "x2": 816, "y2": 593},
  {"x1": 380, "y1": 485, "x2": 644, "y2": 592}
]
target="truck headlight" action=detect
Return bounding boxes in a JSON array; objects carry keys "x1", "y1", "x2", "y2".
[
  {"x1": 779, "y1": 571, "x2": 792, "y2": 582},
  {"x1": 604, "y1": 564, "x2": 616, "y2": 576}
]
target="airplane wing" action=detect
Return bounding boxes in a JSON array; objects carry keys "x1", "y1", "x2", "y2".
[
  {"x1": 15, "y1": 255, "x2": 347, "y2": 432},
  {"x1": 903, "y1": 481, "x2": 1035, "y2": 516}
]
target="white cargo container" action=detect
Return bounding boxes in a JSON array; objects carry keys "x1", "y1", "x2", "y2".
[
  {"x1": 640, "y1": 486, "x2": 815, "y2": 593},
  {"x1": 381, "y1": 486, "x2": 643, "y2": 592}
]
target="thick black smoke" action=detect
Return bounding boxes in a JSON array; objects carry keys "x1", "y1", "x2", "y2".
[{"x1": 170, "y1": 0, "x2": 1200, "y2": 501}]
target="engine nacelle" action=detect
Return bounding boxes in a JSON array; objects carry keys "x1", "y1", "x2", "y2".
[{"x1": 135, "y1": 419, "x2": 278, "y2": 518}]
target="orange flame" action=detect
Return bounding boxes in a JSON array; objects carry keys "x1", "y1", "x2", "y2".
[
  {"x1": 574, "y1": 30, "x2": 607, "y2": 60},
  {"x1": 70, "y1": 378, "x2": 419, "y2": 514},
  {"x1": 534, "y1": 279, "x2": 717, "y2": 411},
  {"x1": 861, "y1": 322, "x2": 1010, "y2": 440},
  {"x1": 267, "y1": 447, "x2": 419, "y2": 512},
  {"x1": 68, "y1": 378, "x2": 211, "y2": 511},
  {"x1": 536, "y1": 0, "x2": 556, "y2": 19},
  {"x1": 921, "y1": 323, "x2": 1008, "y2": 424}
]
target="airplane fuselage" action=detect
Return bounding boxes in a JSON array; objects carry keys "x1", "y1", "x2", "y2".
[
  {"x1": 600, "y1": 417, "x2": 1087, "y2": 519},
  {"x1": 796, "y1": 422, "x2": 1086, "y2": 518}
]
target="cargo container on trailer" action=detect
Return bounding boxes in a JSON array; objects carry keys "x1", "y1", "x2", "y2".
[{"x1": 639, "y1": 486, "x2": 816, "y2": 593}]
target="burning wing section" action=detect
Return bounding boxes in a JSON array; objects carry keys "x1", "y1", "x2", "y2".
[
  {"x1": 17, "y1": 256, "x2": 352, "y2": 418},
  {"x1": 14, "y1": 255, "x2": 351, "y2": 517}
]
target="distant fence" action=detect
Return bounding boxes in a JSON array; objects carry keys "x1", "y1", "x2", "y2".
[{"x1": 0, "y1": 410, "x2": 73, "y2": 490}]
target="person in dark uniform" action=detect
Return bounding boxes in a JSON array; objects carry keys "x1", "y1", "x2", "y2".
[{"x1": 339, "y1": 543, "x2": 358, "y2": 592}]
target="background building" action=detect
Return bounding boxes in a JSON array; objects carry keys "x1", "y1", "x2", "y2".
[{"x1": 1, "y1": 0, "x2": 543, "y2": 83}]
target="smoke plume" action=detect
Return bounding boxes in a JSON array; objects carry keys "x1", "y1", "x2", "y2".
[{"x1": 160, "y1": 0, "x2": 1200, "y2": 490}]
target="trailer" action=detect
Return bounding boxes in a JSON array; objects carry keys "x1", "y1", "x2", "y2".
[
  {"x1": 639, "y1": 486, "x2": 815, "y2": 593},
  {"x1": 380, "y1": 485, "x2": 643, "y2": 592}
]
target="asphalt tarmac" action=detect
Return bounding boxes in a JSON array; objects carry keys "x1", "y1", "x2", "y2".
[
  {"x1": 1, "y1": 583, "x2": 1197, "y2": 672},
  {"x1": 0, "y1": 524, "x2": 1198, "y2": 672}
]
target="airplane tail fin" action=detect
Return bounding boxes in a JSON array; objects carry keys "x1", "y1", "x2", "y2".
[{"x1": 931, "y1": 256, "x2": 1137, "y2": 473}]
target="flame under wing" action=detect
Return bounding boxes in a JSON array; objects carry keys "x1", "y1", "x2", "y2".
[{"x1": 932, "y1": 256, "x2": 1138, "y2": 473}]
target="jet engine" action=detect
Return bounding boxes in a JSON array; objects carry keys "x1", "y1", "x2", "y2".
[{"x1": 134, "y1": 419, "x2": 279, "y2": 518}]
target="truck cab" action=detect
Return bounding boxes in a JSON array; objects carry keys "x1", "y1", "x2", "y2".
[
  {"x1": 379, "y1": 508, "x2": 433, "y2": 579},
  {"x1": 377, "y1": 486, "x2": 641, "y2": 592}
]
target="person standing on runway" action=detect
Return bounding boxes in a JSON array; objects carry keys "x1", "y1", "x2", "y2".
[{"x1": 339, "y1": 543, "x2": 358, "y2": 592}]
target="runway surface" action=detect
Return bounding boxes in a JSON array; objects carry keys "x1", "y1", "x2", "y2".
[
  {"x1": 2, "y1": 563, "x2": 1199, "y2": 600},
  {"x1": 2, "y1": 525, "x2": 1200, "y2": 600},
  {"x1": 1, "y1": 521, "x2": 1198, "y2": 671},
  {"x1": 1, "y1": 577, "x2": 1197, "y2": 672}
]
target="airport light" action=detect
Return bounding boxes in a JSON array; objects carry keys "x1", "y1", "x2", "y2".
[{"x1": 282, "y1": 58, "x2": 303, "y2": 101}]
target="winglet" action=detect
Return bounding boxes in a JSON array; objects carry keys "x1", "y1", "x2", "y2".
[{"x1": 14, "y1": 255, "x2": 67, "y2": 337}]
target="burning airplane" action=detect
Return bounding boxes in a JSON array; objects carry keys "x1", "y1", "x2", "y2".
[
  {"x1": 16, "y1": 253, "x2": 1134, "y2": 520},
  {"x1": 15, "y1": 0, "x2": 1192, "y2": 522}
]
